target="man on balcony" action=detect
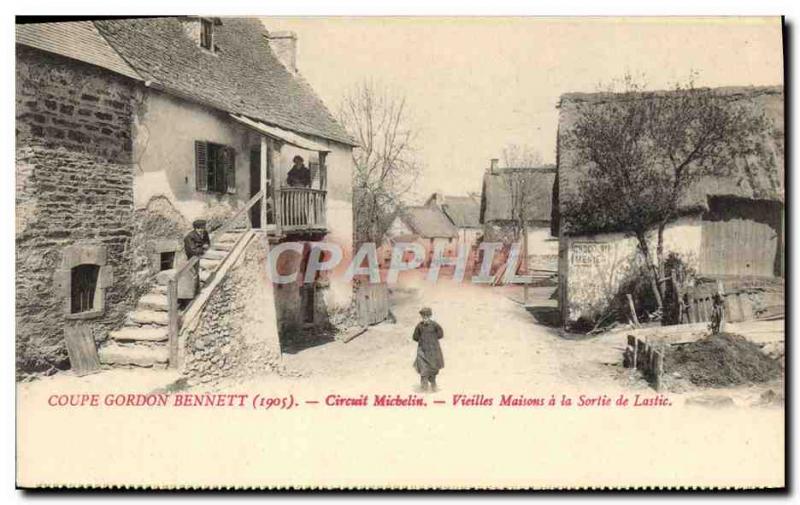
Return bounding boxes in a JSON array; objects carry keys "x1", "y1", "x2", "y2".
[{"x1": 286, "y1": 155, "x2": 312, "y2": 187}]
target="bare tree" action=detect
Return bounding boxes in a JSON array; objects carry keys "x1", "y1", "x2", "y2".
[
  {"x1": 499, "y1": 144, "x2": 548, "y2": 302},
  {"x1": 338, "y1": 81, "x2": 421, "y2": 247},
  {"x1": 500, "y1": 144, "x2": 546, "y2": 241},
  {"x1": 562, "y1": 74, "x2": 770, "y2": 307}
]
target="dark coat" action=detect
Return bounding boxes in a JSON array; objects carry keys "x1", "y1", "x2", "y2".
[
  {"x1": 184, "y1": 229, "x2": 210, "y2": 259},
  {"x1": 413, "y1": 320, "x2": 444, "y2": 376},
  {"x1": 286, "y1": 164, "x2": 311, "y2": 187},
  {"x1": 179, "y1": 229, "x2": 210, "y2": 299}
]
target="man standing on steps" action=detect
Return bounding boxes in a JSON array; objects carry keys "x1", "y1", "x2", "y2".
[{"x1": 178, "y1": 219, "x2": 210, "y2": 309}]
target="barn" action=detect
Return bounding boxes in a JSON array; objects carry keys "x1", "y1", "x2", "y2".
[{"x1": 554, "y1": 85, "x2": 784, "y2": 327}]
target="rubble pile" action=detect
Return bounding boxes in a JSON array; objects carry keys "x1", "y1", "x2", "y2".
[{"x1": 665, "y1": 333, "x2": 782, "y2": 388}]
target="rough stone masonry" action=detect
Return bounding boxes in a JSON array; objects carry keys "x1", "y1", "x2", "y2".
[{"x1": 15, "y1": 46, "x2": 140, "y2": 374}]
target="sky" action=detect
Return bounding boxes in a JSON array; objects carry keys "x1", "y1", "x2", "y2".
[{"x1": 261, "y1": 17, "x2": 783, "y2": 202}]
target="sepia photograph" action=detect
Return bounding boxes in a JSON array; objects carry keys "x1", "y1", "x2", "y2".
[{"x1": 12, "y1": 12, "x2": 787, "y2": 490}]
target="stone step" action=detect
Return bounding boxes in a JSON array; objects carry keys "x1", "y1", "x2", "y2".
[
  {"x1": 212, "y1": 243, "x2": 234, "y2": 252},
  {"x1": 129, "y1": 310, "x2": 169, "y2": 326},
  {"x1": 200, "y1": 258, "x2": 222, "y2": 271},
  {"x1": 202, "y1": 249, "x2": 228, "y2": 260},
  {"x1": 151, "y1": 284, "x2": 167, "y2": 295},
  {"x1": 154, "y1": 269, "x2": 176, "y2": 286},
  {"x1": 99, "y1": 343, "x2": 169, "y2": 367},
  {"x1": 109, "y1": 326, "x2": 168, "y2": 342},
  {"x1": 137, "y1": 293, "x2": 169, "y2": 312}
]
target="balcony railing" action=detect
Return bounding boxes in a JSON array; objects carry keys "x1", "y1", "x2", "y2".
[{"x1": 279, "y1": 187, "x2": 327, "y2": 231}]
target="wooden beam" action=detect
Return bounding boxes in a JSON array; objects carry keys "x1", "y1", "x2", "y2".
[
  {"x1": 260, "y1": 136, "x2": 268, "y2": 230},
  {"x1": 167, "y1": 278, "x2": 179, "y2": 368},
  {"x1": 271, "y1": 140, "x2": 283, "y2": 234}
]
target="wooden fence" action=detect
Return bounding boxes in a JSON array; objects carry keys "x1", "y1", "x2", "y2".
[{"x1": 624, "y1": 335, "x2": 665, "y2": 391}]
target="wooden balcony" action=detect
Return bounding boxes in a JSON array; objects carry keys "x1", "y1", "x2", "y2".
[{"x1": 278, "y1": 187, "x2": 327, "y2": 232}]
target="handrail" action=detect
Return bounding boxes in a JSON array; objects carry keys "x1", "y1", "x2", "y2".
[
  {"x1": 212, "y1": 190, "x2": 264, "y2": 239},
  {"x1": 167, "y1": 190, "x2": 264, "y2": 368},
  {"x1": 280, "y1": 186, "x2": 327, "y2": 194}
]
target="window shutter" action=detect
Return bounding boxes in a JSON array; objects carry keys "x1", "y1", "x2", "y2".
[
  {"x1": 225, "y1": 146, "x2": 237, "y2": 194},
  {"x1": 195, "y1": 141, "x2": 208, "y2": 191}
]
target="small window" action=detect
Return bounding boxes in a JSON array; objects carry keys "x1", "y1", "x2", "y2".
[
  {"x1": 160, "y1": 251, "x2": 175, "y2": 271},
  {"x1": 200, "y1": 18, "x2": 213, "y2": 50},
  {"x1": 195, "y1": 141, "x2": 236, "y2": 194},
  {"x1": 71, "y1": 264, "x2": 100, "y2": 314}
]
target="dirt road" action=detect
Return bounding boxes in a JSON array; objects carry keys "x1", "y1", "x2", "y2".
[{"x1": 220, "y1": 275, "x2": 630, "y2": 397}]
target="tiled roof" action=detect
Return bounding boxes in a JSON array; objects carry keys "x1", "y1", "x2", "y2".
[
  {"x1": 401, "y1": 206, "x2": 459, "y2": 239},
  {"x1": 439, "y1": 195, "x2": 482, "y2": 229},
  {"x1": 95, "y1": 17, "x2": 354, "y2": 145},
  {"x1": 17, "y1": 17, "x2": 355, "y2": 145},
  {"x1": 16, "y1": 21, "x2": 142, "y2": 81}
]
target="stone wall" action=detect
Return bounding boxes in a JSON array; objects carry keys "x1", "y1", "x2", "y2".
[
  {"x1": 16, "y1": 46, "x2": 139, "y2": 374},
  {"x1": 560, "y1": 217, "x2": 703, "y2": 325},
  {"x1": 129, "y1": 196, "x2": 192, "y2": 296},
  {"x1": 182, "y1": 236, "x2": 282, "y2": 382}
]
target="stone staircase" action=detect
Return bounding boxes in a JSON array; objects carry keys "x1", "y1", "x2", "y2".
[{"x1": 98, "y1": 229, "x2": 248, "y2": 368}]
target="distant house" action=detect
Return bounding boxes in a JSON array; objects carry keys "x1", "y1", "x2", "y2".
[
  {"x1": 15, "y1": 17, "x2": 356, "y2": 373},
  {"x1": 385, "y1": 206, "x2": 459, "y2": 265},
  {"x1": 479, "y1": 160, "x2": 559, "y2": 271},
  {"x1": 425, "y1": 193, "x2": 482, "y2": 248},
  {"x1": 555, "y1": 85, "x2": 784, "y2": 327}
]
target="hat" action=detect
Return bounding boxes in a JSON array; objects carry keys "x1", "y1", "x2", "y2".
[
  {"x1": 419, "y1": 307, "x2": 432, "y2": 316},
  {"x1": 293, "y1": 155, "x2": 304, "y2": 163},
  {"x1": 192, "y1": 219, "x2": 207, "y2": 228}
]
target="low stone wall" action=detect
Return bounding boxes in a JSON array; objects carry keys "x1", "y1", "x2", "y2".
[{"x1": 182, "y1": 236, "x2": 282, "y2": 382}]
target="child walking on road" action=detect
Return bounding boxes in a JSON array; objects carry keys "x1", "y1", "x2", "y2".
[{"x1": 413, "y1": 307, "x2": 444, "y2": 391}]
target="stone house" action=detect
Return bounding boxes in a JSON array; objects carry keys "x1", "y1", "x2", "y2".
[
  {"x1": 554, "y1": 85, "x2": 784, "y2": 328},
  {"x1": 16, "y1": 18, "x2": 356, "y2": 374},
  {"x1": 479, "y1": 160, "x2": 559, "y2": 271},
  {"x1": 384, "y1": 206, "x2": 459, "y2": 266},
  {"x1": 424, "y1": 192, "x2": 483, "y2": 250}
]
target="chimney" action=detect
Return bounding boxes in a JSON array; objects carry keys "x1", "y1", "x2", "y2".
[
  {"x1": 266, "y1": 31, "x2": 298, "y2": 74},
  {"x1": 488, "y1": 158, "x2": 499, "y2": 174}
]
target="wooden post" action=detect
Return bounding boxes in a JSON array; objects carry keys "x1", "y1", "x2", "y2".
[
  {"x1": 260, "y1": 136, "x2": 268, "y2": 230},
  {"x1": 271, "y1": 140, "x2": 283, "y2": 234},
  {"x1": 653, "y1": 350, "x2": 664, "y2": 391},
  {"x1": 167, "y1": 278, "x2": 179, "y2": 369},
  {"x1": 626, "y1": 293, "x2": 640, "y2": 327},
  {"x1": 522, "y1": 215, "x2": 529, "y2": 304},
  {"x1": 319, "y1": 151, "x2": 328, "y2": 191}
]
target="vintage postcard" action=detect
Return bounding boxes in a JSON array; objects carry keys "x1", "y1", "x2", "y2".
[{"x1": 14, "y1": 15, "x2": 785, "y2": 490}]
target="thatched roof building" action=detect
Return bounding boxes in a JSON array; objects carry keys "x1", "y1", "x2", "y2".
[
  {"x1": 480, "y1": 166, "x2": 556, "y2": 225},
  {"x1": 396, "y1": 206, "x2": 459, "y2": 239},
  {"x1": 425, "y1": 193, "x2": 482, "y2": 229},
  {"x1": 555, "y1": 85, "x2": 784, "y2": 235}
]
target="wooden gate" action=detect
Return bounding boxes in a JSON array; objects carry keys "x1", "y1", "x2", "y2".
[{"x1": 356, "y1": 283, "x2": 389, "y2": 326}]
